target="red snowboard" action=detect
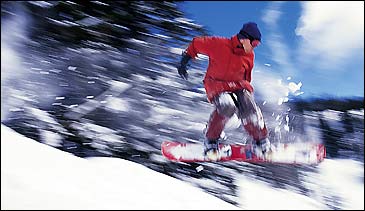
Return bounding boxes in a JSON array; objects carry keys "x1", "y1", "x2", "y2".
[{"x1": 161, "y1": 141, "x2": 326, "y2": 165}]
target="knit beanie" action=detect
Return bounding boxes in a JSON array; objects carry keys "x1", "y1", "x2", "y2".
[{"x1": 237, "y1": 22, "x2": 261, "y2": 42}]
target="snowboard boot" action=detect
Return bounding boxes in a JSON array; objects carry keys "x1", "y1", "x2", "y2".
[{"x1": 204, "y1": 138, "x2": 221, "y2": 161}]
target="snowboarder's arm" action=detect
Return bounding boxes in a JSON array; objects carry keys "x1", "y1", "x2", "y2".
[
  {"x1": 177, "y1": 36, "x2": 216, "y2": 80},
  {"x1": 185, "y1": 36, "x2": 216, "y2": 59}
]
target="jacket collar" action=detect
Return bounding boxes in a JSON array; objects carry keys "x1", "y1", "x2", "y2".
[{"x1": 231, "y1": 35, "x2": 249, "y2": 55}]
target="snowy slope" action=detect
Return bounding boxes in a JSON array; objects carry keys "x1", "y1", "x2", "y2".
[
  {"x1": 1, "y1": 124, "x2": 364, "y2": 210},
  {"x1": 1, "y1": 124, "x2": 239, "y2": 210}
]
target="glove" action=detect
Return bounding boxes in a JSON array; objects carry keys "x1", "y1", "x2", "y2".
[{"x1": 177, "y1": 52, "x2": 191, "y2": 80}]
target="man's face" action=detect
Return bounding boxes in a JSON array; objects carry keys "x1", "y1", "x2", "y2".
[
  {"x1": 240, "y1": 38, "x2": 260, "y2": 53},
  {"x1": 240, "y1": 39, "x2": 253, "y2": 53}
]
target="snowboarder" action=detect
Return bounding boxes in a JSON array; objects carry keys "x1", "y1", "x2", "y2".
[{"x1": 177, "y1": 22, "x2": 271, "y2": 160}]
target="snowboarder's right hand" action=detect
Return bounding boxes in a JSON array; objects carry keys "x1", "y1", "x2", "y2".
[
  {"x1": 177, "y1": 65, "x2": 188, "y2": 80},
  {"x1": 177, "y1": 52, "x2": 191, "y2": 80}
]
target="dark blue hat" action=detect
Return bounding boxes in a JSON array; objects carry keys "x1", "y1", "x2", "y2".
[{"x1": 237, "y1": 22, "x2": 261, "y2": 42}]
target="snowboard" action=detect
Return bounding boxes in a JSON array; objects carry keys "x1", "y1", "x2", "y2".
[{"x1": 161, "y1": 141, "x2": 326, "y2": 165}]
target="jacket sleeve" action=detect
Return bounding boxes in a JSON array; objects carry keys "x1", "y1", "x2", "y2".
[{"x1": 185, "y1": 36, "x2": 216, "y2": 59}]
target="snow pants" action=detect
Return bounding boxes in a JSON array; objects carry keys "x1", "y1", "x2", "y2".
[{"x1": 205, "y1": 89, "x2": 268, "y2": 142}]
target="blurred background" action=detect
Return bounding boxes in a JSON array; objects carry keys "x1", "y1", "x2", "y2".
[{"x1": 1, "y1": 1, "x2": 364, "y2": 208}]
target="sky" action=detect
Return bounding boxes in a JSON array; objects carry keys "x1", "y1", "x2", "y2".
[
  {"x1": 181, "y1": 1, "x2": 364, "y2": 99},
  {"x1": 2, "y1": 124, "x2": 364, "y2": 210}
]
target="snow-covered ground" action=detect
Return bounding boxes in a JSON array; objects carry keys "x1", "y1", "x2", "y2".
[
  {"x1": 1, "y1": 125, "x2": 239, "y2": 210},
  {"x1": 1, "y1": 124, "x2": 364, "y2": 210}
]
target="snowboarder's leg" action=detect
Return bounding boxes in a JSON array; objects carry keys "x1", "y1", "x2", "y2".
[
  {"x1": 235, "y1": 89, "x2": 267, "y2": 141},
  {"x1": 204, "y1": 93, "x2": 236, "y2": 159},
  {"x1": 235, "y1": 90, "x2": 271, "y2": 157},
  {"x1": 205, "y1": 109, "x2": 229, "y2": 141}
]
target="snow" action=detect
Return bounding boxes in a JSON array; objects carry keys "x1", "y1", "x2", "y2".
[
  {"x1": 238, "y1": 176, "x2": 326, "y2": 210},
  {"x1": 104, "y1": 97, "x2": 130, "y2": 112},
  {"x1": 178, "y1": 90, "x2": 206, "y2": 99},
  {"x1": 174, "y1": 17, "x2": 203, "y2": 28},
  {"x1": 39, "y1": 130, "x2": 63, "y2": 147},
  {"x1": 169, "y1": 47, "x2": 185, "y2": 55},
  {"x1": 321, "y1": 109, "x2": 342, "y2": 121},
  {"x1": 252, "y1": 69, "x2": 304, "y2": 106},
  {"x1": 2, "y1": 124, "x2": 364, "y2": 210},
  {"x1": 28, "y1": 107, "x2": 59, "y2": 125},
  {"x1": 311, "y1": 159, "x2": 364, "y2": 209},
  {"x1": 29, "y1": 1, "x2": 53, "y2": 8},
  {"x1": 1, "y1": 125, "x2": 239, "y2": 210},
  {"x1": 348, "y1": 108, "x2": 364, "y2": 117},
  {"x1": 288, "y1": 81, "x2": 302, "y2": 93},
  {"x1": 76, "y1": 16, "x2": 103, "y2": 27}
]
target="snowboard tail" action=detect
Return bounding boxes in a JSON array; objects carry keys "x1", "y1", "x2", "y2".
[{"x1": 161, "y1": 141, "x2": 325, "y2": 164}]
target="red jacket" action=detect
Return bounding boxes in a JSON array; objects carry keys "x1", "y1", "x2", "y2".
[{"x1": 186, "y1": 35, "x2": 254, "y2": 102}]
